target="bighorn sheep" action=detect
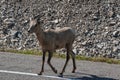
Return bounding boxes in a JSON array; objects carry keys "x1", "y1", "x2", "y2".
[{"x1": 28, "y1": 15, "x2": 76, "y2": 76}]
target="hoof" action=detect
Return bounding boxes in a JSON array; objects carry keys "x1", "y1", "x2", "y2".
[
  {"x1": 54, "y1": 69, "x2": 57, "y2": 73},
  {"x1": 72, "y1": 68, "x2": 76, "y2": 73},
  {"x1": 72, "y1": 70, "x2": 75, "y2": 73},
  {"x1": 58, "y1": 73, "x2": 63, "y2": 77},
  {"x1": 38, "y1": 72, "x2": 42, "y2": 75}
]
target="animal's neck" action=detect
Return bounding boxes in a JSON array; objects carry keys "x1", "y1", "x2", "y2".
[{"x1": 35, "y1": 27, "x2": 45, "y2": 45}]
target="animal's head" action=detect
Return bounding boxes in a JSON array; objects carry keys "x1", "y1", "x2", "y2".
[{"x1": 28, "y1": 15, "x2": 40, "y2": 33}]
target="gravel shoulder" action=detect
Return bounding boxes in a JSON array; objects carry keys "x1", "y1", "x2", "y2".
[{"x1": 0, "y1": 52, "x2": 120, "y2": 80}]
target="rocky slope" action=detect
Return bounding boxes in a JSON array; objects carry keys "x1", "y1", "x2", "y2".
[{"x1": 0, "y1": 0, "x2": 120, "y2": 59}]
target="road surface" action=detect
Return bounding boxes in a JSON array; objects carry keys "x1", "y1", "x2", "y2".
[{"x1": 0, "y1": 52, "x2": 120, "y2": 80}]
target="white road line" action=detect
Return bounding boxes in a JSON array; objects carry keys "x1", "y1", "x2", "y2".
[
  {"x1": 0, "y1": 70, "x2": 38, "y2": 76},
  {"x1": 0, "y1": 70, "x2": 70, "y2": 80}
]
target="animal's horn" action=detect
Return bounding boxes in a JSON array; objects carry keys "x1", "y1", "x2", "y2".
[
  {"x1": 34, "y1": 14, "x2": 40, "y2": 19},
  {"x1": 30, "y1": 15, "x2": 34, "y2": 21}
]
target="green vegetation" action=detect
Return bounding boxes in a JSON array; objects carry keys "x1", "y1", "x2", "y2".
[
  {"x1": 0, "y1": 49, "x2": 42, "y2": 55},
  {"x1": 0, "y1": 49, "x2": 120, "y2": 64}
]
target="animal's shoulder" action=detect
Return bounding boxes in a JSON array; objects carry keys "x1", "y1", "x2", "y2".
[{"x1": 44, "y1": 29, "x2": 57, "y2": 39}]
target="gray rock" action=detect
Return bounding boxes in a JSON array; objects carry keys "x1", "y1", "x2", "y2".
[
  {"x1": 117, "y1": 53, "x2": 120, "y2": 59},
  {"x1": 107, "y1": 10, "x2": 115, "y2": 18},
  {"x1": 109, "y1": 21, "x2": 116, "y2": 26},
  {"x1": 0, "y1": 0, "x2": 120, "y2": 59},
  {"x1": 97, "y1": 43, "x2": 104, "y2": 49},
  {"x1": 113, "y1": 31, "x2": 120, "y2": 37},
  {"x1": 13, "y1": 31, "x2": 22, "y2": 39},
  {"x1": 116, "y1": 14, "x2": 120, "y2": 19},
  {"x1": 113, "y1": 40, "x2": 119, "y2": 45},
  {"x1": 3, "y1": 18, "x2": 15, "y2": 29},
  {"x1": 92, "y1": 16, "x2": 99, "y2": 21}
]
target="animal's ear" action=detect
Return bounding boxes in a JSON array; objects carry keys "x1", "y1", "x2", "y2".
[
  {"x1": 30, "y1": 16, "x2": 34, "y2": 21},
  {"x1": 30, "y1": 17, "x2": 32, "y2": 21},
  {"x1": 30, "y1": 15, "x2": 34, "y2": 20}
]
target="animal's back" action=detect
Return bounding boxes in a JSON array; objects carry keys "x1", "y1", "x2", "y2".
[
  {"x1": 45, "y1": 27, "x2": 75, "y2": 37},
  {"x1": 43, "y1": 27, "x2": 75, "y2": 50},
  {"x1": 46, "y1": 27, "x2": 75, "y2": 41},
  {"x1": 56, "y1": 27, "x2": 75, "y2": 35}
]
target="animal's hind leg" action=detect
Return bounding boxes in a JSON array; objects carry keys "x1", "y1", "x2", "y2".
[
  {"x1": 47, "y1": 51, "x2": 57, "y2": 73},
  {"x1": 60, "y1": 51, "x2": 70, "y2": 75},
  {"x1": 70, "y1": 51, "x2": 76, "y2": 73}
]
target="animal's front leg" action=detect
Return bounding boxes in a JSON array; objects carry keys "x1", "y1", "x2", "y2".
[
  {"x1": 47, "y1": 51, "x2": 57, "y2": 73},
  {"x1": 38, "y1": 51, "x2": 46, "y2": 75}
]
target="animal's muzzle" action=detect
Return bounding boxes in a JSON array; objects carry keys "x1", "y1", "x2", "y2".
[
  {"x1": 28, "y1": 29, "x2": 32, "y2": 34},
  {"x1": 28, "y1": 30, "x2": 30, "y2": 33}
]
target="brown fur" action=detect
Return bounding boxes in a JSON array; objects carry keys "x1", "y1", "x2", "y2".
[{"x1": 28, "y1": 16, "x2": 76, "y2": 76}]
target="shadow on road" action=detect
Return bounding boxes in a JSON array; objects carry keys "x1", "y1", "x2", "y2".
[{"x1": 63, "y1": 72, "x2": 117, "y2": 80}]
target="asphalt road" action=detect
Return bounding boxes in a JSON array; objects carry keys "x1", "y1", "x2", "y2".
[{"x1": 0, "y1": 52, "x2": 120, "y2": 80}]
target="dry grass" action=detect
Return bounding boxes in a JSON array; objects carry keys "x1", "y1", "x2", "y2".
[{"x1": 0, "y1": 48, "x2": 120, "y2": 64}]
